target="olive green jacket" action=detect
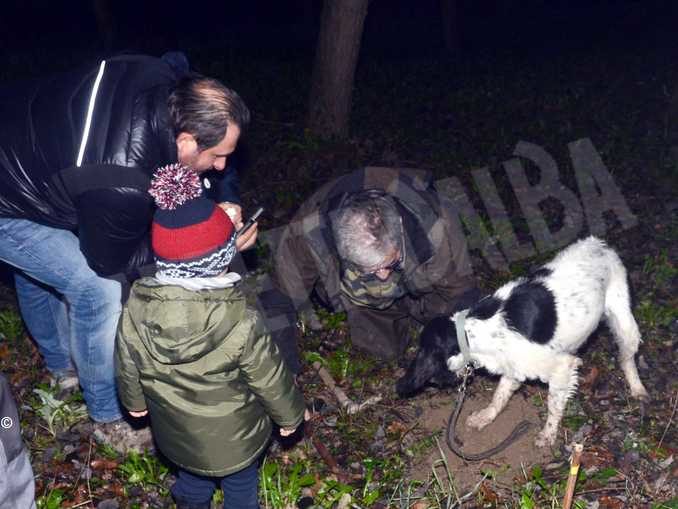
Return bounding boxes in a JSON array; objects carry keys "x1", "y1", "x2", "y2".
[{"x1": 115, "y1": 278, "x2": 305, "y2": 477}]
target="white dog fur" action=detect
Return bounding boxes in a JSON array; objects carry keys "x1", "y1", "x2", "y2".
[{"x1": 429, "y1": 236, "x2": 648, "y2": 447}]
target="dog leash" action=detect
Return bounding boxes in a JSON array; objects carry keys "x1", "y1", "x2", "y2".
[{"x1": 446, "y1": 311, "x2": 533, "y2": 461}]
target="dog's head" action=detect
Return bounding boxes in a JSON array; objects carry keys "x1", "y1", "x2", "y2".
[{"x1": 395, "y1": 315, "x2": 462, "y2": 397}]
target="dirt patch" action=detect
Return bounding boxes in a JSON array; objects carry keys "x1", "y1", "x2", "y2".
[{"x1": 408, "y1": 386, "x2": 555, "y2": 492}]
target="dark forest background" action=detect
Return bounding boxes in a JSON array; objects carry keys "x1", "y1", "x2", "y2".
[
  {"x1": 2, "y1": 1, "x2": 676, "y2": 57},
  {"x1": 1, "y1": 2, "x2": 677, "y2": 508}
]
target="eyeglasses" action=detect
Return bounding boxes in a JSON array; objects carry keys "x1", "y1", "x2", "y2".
[{"x1": 361, "y1": 252, "x2": 404, "y2": 277}]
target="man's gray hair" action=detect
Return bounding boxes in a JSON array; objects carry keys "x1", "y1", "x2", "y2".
[{"x1": 330, "y1": 190, "x2": 402, "y2": 270}]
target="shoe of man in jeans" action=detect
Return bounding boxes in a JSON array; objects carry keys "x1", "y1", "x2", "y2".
[
  {"x1": 92, "y1": 418, "x2": 154, "y2": 454},
  {"x1": 49, "y1": 369, "x2": 80, "y2": 392}
]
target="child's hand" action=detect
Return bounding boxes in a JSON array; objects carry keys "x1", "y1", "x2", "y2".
[
  {"x1": 279, "y1": 410, "x2": 311, "y2": 437},
  {"x1": 129, "y1": 410, "x2": 148, "y2": 418},
  {"x1": 279, "y1": 426, "x2": 297, "y2": 437}
]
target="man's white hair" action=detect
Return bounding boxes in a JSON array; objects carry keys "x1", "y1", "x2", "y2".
[{"x1": 331, "y1": 191, "x2": 401, "y2": 270}]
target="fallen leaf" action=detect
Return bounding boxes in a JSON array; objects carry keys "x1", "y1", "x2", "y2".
[
  {"x1": 581, "y1": 445, "x2": 615, "y2": 468},
  {"x1": 110, "y1": 483, "x2": 125, "y2": 497},
  {"x1": 580, "y1": 366, "x2": 600, "y2": 392},
  {"x1": 479, "y1": 481, "x2": 499, "y2": 504},
  {"x1": 386, "y1": 421, "x2": 408, "y2": 435},
  {"x1": 90, "y1": 459, "x2": 118, "y2": 471},
  {"x1": 599, "y1": 496, "x2": 624, "y2": 509}
]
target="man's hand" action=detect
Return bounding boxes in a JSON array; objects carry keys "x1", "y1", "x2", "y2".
[
  {"x1": 129, "y1": 409, "x2": 148, "y2": 418},
  {"x1": 218, "y1": 202, "x2": 242, "y2": 226},
  {"x1": 220, "y1": 202, "x2": 258, "y2": 251},
  {"x1": 235, "y1": 222, "x2": 258, "y2": 251}
]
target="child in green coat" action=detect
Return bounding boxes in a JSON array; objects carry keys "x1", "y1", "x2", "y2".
[{"x1": 115, "y1": 164, "x2": 306, "y2": 509}]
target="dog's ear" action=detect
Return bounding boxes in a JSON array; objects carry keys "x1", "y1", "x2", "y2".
[{"x1": 446, "y1": 354, "x2": 465, "y2": 372}]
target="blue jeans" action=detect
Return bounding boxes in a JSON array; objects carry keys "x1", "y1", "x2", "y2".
[
  {"x1": 171, "y1": 461, "x2": 260, "y2": 509},
  {"x1": 0, "y1": 218, "x2": 122, "y2": 422}
]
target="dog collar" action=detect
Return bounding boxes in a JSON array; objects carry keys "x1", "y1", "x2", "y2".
[{"x1": 452, "y1": 309, "x2": 473, "y2": 366}]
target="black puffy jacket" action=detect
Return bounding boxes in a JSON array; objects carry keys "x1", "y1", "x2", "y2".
[{"x1": 0, "y1": 54, "x2": 238, "y2": 277}]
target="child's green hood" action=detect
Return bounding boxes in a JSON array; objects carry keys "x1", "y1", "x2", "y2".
[{"x1": 124, "y1": 277, "x2": 246, "y2": 365}]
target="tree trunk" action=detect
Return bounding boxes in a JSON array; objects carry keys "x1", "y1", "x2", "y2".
[
  {"x1": 307, "y1": 0, "x2": 369, "y2": 139},
  {"x1": 440, "y1": 0, "x2": 461, "y2": 56}
]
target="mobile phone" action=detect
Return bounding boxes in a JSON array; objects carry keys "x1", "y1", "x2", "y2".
[{"x1": 236, "y1": 206, "x2": 264, "y2": 236}]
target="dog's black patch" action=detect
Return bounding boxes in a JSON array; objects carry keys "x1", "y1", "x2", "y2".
[
  {"x1": 503, "y1": 281, "x2": 557, "y2": 344},
  {"x1": 469, "y1": 296, "x2": 502, "y2": 320},
  {"x1": 529, "y1": 266, "x2": 552, "y2": 279}
]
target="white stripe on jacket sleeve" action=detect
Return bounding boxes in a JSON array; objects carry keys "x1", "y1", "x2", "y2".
[{"x1": 76, "y1": 60, "x2": 106, "y2": 167}]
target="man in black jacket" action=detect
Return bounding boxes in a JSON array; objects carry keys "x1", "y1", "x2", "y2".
[{"x1": 0, "y1": 53, "x2": 256, "y2": 445}]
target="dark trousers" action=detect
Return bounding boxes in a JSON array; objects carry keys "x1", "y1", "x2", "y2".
[
  {"x1": 344, "y1": 286, "x2": 482, "y2": 360},
  {"x1": 258, "y1": 281, "x2": 481, "y2": 369},
  {"x1": 171, "y1": 460, "x2": 260, "y2": 509}
]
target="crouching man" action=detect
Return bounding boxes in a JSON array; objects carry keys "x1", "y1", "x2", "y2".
[{"x1": 259, "y1": 167, "x2": 480, "y2": 372}]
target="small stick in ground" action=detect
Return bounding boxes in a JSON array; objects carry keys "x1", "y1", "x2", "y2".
[
  {"x1": 304, "y1": 417, "x2": 351, "y2": 484},
  {"x1": 312, "y1": 361, "x2": 382, "y2": 414},
  {"x1": 657, "y1": 389, "x2": 677, "y2": 451},
  {"x1": 563, "y1": 443, "x2": 584, "y2": 509}
]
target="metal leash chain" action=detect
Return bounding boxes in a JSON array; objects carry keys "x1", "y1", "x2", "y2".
[{"x1": 446, "y1": 364, "x2": 533, "y2": 461}]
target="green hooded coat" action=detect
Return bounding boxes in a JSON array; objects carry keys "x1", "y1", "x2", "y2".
[{"x1": 115, "y1": 278, "x2": 305, "y2": 477}]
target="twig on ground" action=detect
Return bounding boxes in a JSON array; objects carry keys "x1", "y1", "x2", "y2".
[
  {"x1": 70, "y1": 500, "x2": 94, "y2": 508},
  {"x1": 657, "y1": 390, "x2": 678, "y2": 451},
  {"x1": 563, "y1": 443, "x2": 584, "y2": 509},
  {"x1": 86, "y1": 438, "x2": 93, "y2": 504},
  {"x1": 453, "y1": 473, "x2": 491, "y2": 507},
  {"x1": 304, "y1": 416, "x2": 352, "y2": 484},
  {"x1": 577, "y1": 485, "x2": 638, "y2": 496},
  {"x1": 312, "y1": 361, "x2": 382, "y2": 414},
  {"x1": 68, "y1": 438, "x2": 94, "y2": 508}
]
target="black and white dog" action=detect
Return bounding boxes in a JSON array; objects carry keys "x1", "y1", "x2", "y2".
[{"x1": 396, "y1": 236, "x2": 649, "y2": 447}]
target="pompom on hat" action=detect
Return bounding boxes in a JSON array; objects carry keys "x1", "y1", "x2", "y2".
[{"x1": 149, "y1": 163, "x2": 236, "y2": 278}]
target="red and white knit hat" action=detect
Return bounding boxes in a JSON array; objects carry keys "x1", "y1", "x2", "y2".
[{"x1": 149, "y1": 164, "x2": 236, "y2": 278}]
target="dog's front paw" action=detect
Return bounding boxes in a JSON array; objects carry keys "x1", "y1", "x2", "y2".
[
  {"x1": 466, "y1": 408, "x2": 496, "y2": 430},
  {"x1": 535, "y1": 430, "x2": 556, "y2": 448}
]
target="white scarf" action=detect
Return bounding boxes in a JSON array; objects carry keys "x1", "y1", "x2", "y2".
[{"x1": 154, "y1": 272, "x2": 242, "y2": 291}]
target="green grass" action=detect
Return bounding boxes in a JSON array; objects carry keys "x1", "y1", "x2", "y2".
[
  {"x1": 643, "y1": 249, "x2": 678, "y2": 287},
  {"x1": 35, "y1": 488, "x2": 65, "y2": 509},
  {"x1": 0, "y1": 307, "x2": 24, "y2": 342},
  {"x1": 31, "y1": 387, "x2": 87, "y2": 437},
  {"x1": 315, "y1": 308, "x2": 347, "y2": 332},
  {"x1": 653, "y1": 498, "x2": 678, "y2": 509},
  {"x1": 118, "y1": 449, "x2": 169, "y2": 494},
  {"x1": 259, "y1": 457, "x2": 317, "y2": 508},
  {"x1": 636, "y1": 299, "x2": 677, "y2": 330}
]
